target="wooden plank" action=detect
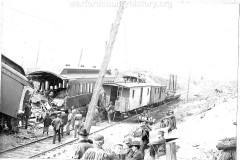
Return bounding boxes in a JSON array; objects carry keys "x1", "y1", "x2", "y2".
[
  {"x1": 166, "y1": 142, "x2": 177, "y2": 160},
  {"x1": 84, "y1": 1, "x2": 126, "y2": 133}
]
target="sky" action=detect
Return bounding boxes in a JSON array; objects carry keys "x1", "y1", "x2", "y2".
[{"x1": 1, "y1": 0, "x2": 239, "y2": 80}]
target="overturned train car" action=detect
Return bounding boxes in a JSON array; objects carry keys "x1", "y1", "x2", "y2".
[{"x1": 1, "y1": 54, "x2": 33, "y2": 131}]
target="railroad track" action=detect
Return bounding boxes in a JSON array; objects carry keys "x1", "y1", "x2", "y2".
[{"x1": 0, "y1": 99, "x2": 178, "y2": 159}]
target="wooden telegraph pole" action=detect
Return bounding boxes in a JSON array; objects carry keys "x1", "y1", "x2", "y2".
[
  {"x1": 78, "y1": 49, "x2": 83, "y2": 67},
  {"x1": 84, "y1": 1, "x2": 126, "y2": 133},
  {"x1": 186, "y1": 67, "x2": 191, "y2": 102},
  {"x1": 237, "y1": 4, "x2": 240, "y2": 159}
]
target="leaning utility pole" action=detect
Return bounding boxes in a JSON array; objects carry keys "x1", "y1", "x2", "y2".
[
  {"x1": 35, "y1": 40, "x2": 41, "y2": 70},
  {"x1": 78, "y1": 49, "x2": 83, "y2": 67},
  {"x1": 84, "y1": 1, "x2": 126, "y2": 133},
  {"x1": 186, "y1": 67, "x2": 191, "y2": 102},
  {"x1": 237, "y1": 4, "x2": 240, "y2": 159}
]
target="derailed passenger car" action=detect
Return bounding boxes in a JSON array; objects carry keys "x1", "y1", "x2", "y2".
[
  {"x1": 27, "y1": 67, "x2": 116, "y2": 113},
  {"x1": 1, "y1": 54, "x2": 33, "y2": 131}
]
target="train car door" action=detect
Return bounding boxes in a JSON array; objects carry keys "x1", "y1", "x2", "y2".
[
  {"x1": 139, "y1": 87, "x2": 143, "y2": 105},
  {"x1": 110, "y1": 86, "x2": 118, "y2": 105}
]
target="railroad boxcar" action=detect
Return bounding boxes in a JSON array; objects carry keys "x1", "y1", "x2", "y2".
[
  {"x1": 102, "y1": 82, "x2": 167, "y2": 115},
  {"x1": 27, "y1": 67, "x2": 116, "y2": 112},
  {"x1": 1, "y1": 54, "x2": 33, "y2": 131}
]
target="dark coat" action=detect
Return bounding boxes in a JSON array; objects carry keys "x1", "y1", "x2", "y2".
[
  {"x1": 73, "y1": 140, "x2": 93, "y2": 159},
  {"x1": 24, "y1": 103, "x2": 32, "y2": 118},
  {"x1": 51, "y1": 117, "x2": 62, "y2": 131},
  {"x1": 43, "y1": 115, "x2": 52, "y2": 127},
  {"x1": 126, "y1": 150, "x2": 143, "y2": 160},
  {"x1": 61, "y1": 112, "x2": 68, "y2": 125}
]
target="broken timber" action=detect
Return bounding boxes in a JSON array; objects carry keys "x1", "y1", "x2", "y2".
[{"x1": 84, "y1": 1, "x2": 126, "y2": 133}]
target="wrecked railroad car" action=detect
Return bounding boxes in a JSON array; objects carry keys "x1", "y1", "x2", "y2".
[
  {"x1": 1, "y1": 54, "x2": 33, "y2": 131},
  {"x1": 27, "y1": 67, "x2": 116, "y2": 113}
]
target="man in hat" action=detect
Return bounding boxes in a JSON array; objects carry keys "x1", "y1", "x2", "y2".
[
  {"x1": 149, "y1": 130, "x2": 166, "y2": 160},
  {"x1": 106, "y1": 101, "x2": 115, "y2": 123},
  {"x1": 140, "y1": 122, "x2": 150, "y2": 158},
  {"x1": 23, "y1": 101, "x2": 32, "y2": 129},
  {"x1": 121, "y1": 137, "x2": 133, "y2": 160},
  {"x1": 81, "y1": 134, "x2": 114, "y2": 160},
  {"x1": 42, "y1": 112, "x2": 52, "y2": 136},
  {"x1": 66, "y1": 109, "x2": 72, "y2": 135},
  {"x1": 51, "y1": 114, "x2": 62, "y2": 144},
  {"x1": 71, "y1": 106, "x2": 77, "y2": 129},
  {"x1": 73, "y1": 128, "x2": 93, "y2": 159},
  {"x1": 126, "y1": 141, "x2": 144, "y2": 160},
  {"x1": 74, "y1": 110, "x2": 83, "y2": 138},
  {"x1": 60, "y1": 110, "x2": 68, "y2": 138}
]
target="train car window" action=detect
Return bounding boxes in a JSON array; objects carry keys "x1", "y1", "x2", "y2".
[
  {"x1": 80, "y1": 84, "x2": 83, "y2": 94},
  {"x1": 132, "y1": 90, "x2": 135, "y2": 98},
  {"x1": 92, "y1": 83, "x2": 95, "y2": 92},
  {"x1": 82, "y1": 83, "x2": 85, "y2": 93},
  {"x1": 86, "y1": 83, "x2": 89, "y2": 93},
  {"x1": 76, "y1": 84, "x2": 79, "y2": 95},
  {"x1": 87, "y1": 83, "x2": 90, "y2": 93},
  {"x1": 86, "y1": 83, "x2": 88, "y2": 93},
  {"x1": 155, "y1": 88, "x2": 157, "y2": 94},
  {"x1": 159, "y1": 87, "x2": 162, "y2": 99},
  {"x1": 71, "y1": 85, "x2": 76, "y2": 96},
  {"x1": 89, "y1": 83, "x2": 92, "y2": 93}
]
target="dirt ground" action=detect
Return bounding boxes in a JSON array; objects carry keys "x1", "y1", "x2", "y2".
[{"x1": 0, "y1": 79, "x2": 237, "y2": 160}]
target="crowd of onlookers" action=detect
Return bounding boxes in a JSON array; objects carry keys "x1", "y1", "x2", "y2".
[
  {"x1": 71, "y1": 118, "x2": 174, "y2": 160},
  {"x1": 14, "y1": 98, "x2": 177, "y2": 160},
  {"x1": 41, "y1": 105, "x2": 177, "y2": 160}
]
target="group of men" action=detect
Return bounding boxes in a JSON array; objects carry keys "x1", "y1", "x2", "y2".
[
  {"x1": 72, "y1": 122, "x2": 167, "y2": 160},
  {"x1": 41, "y1": 107, "x2": 85, "y2": 144},
  {"x1": 94, "y1": 101, "x2": 115, "y2": 124}
]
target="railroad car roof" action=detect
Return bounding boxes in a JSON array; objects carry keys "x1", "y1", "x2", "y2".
[
  {"x1": 28, "y1": 69, "x2": 116, "y2": 82},
  {"x1": 103, "y1": 82, "x2": 167, "y2": 88},
  {"x1": 1, "y1": 54, "x2": 26, "y2": 75}
]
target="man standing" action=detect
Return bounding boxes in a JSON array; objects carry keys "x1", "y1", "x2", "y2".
[
  {"x1": 60, "y1": 111, "x2": 68, "y2": 138},
  {"x1": 73, "y1": 128, "x2": 93, "y2": 159},
  {"x1": 42, "y1": 112, "x2": 52, "y2": 136},
  {"x1": 95, "y1": 106, "x2": 102, "y2": 123},
  {"x1": 106, "y1": 101, "x2": 115, "y2": 123},
  {"x1": 51, "y1": 114, "x2": 62, "y2": 144},
  {"x1": 149, "y1": 131, "x2": 166, "y2": 160},
  {"x1": 72, "y1": 107, "x2": 77, "y2": 129},
  {"x1": 66, "y1": 109, "x2": 72, "y2": 135},
  {"x1": 140, "y1": 122, "x2": 150, "y2": 158},
  {"x1": 74, "y1": 111, "x2": 83, "y2": 138},
  {"x1": 24, "y1": 101, "x2": 32, "y2": 129}
]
